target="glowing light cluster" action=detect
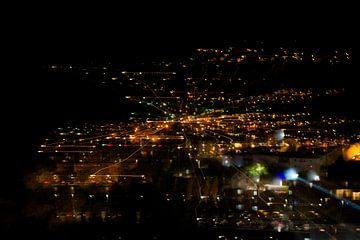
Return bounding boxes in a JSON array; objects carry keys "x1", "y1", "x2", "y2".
[
  {"x1": 284, "y1": 168, "x2": 298, "y2": 180},
  {"x1": 274, "y1": 129, "x2": 285, "y2": 141},
  {"x1": 344, "y1": 143, "x2": 360, "y2": 160},
  {"x1": 246, "y1": 163, "x2": 268, "y2": 177},
  {"x1": 307, "y1": 170, "x2": 320, "y2": 181}
]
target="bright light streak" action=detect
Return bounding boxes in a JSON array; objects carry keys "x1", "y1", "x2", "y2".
[{"x1": 298, "y1": 177, "x2": 360, "y2": 211}]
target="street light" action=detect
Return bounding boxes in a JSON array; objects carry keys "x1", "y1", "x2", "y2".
[{"x1": 284, "y1": 168, "x2": 298, "y2": 180}]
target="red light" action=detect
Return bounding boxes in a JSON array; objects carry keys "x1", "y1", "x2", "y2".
[
  {"x1": 106, "y1": 143, "x2": 113, "y2": 147},
  {"x1": 157, "y1": 144, "x2": 162, "y2": 147},
  {"x1": 124, "y1": 144, "x2": 129, "y2": 147}
]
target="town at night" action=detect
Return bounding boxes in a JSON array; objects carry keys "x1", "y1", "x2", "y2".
[{"x1": 2, "y1": 21, "x2": 360, "y2": 240}]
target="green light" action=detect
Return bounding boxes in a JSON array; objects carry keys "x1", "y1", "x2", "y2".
[{"x1": 246, "y1": 163, "x2": 268, "y2": 177}]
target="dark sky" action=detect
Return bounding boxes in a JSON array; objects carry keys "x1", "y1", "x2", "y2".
[{"x1": 6, "y1": 4, "x2": 358, "y2": 64}]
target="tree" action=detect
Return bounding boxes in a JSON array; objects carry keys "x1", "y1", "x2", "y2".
[{"x1": 245, "y1": 163, "x2": 268, "y2": 178}]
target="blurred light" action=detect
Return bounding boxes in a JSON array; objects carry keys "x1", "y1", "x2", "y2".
[
  {"x1": 284, "y1": 168, "x2": 298, "y2": 180},
  {"x1": 307, "y1": 170, "x2": 320, "y2": 181},
  {"x1": 234, "y1": 142, "x2": 242, "y2": 148},
  {"x1": 276, "y1": 172, "x2": 286, "y2": 180},
  {"x1": 274, "y1": 129, "x2": 285, "y2": 141},
  {"x1": 344, "y1": 143, "x2": 360, "y2": 160}
]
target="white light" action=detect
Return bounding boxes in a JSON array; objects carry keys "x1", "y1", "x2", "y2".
[
  {"x1": 275, "y1": 129, "x2": 285, "y2": 141},
  {"x1": 308, "y1": 170, "x2": 320, "y2": 181},
  {"x1": 284, "y1": 168, "x2": 298, "y2": 180}
]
